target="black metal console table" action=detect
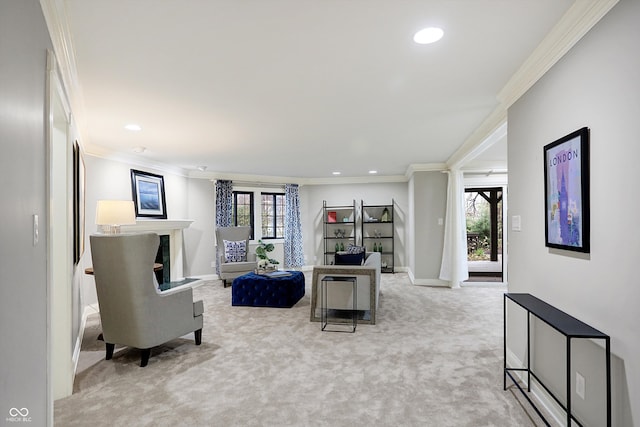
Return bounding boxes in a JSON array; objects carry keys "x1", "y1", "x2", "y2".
[{"x1": 503, "y1": 293, "x2": 610, "y2": 427}]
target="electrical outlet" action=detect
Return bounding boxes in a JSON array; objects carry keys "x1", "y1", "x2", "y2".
[
  {"x1": 576, "y1": 372, "x2": 585, "y2": 399},
  {"x1": 211, "y1": 261, "x2": 216, "y2": 268}
]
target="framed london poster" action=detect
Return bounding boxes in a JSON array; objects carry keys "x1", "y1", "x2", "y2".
[{"x1": 543, "y1": 127, "x2": 590, "y2": 253}]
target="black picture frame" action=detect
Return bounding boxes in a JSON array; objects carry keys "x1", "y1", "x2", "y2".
[
  {"x1": 543, "y1": 127, "x2": 590, "y2": 253},
  {"x1": 131, "y1": 169, "x2": 167, "y2": 219},
  {"x1": 73, "y1": 141, "x2": 86, "y2": 264}
]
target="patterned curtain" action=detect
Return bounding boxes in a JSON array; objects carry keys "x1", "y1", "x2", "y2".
[
  {"x1": 284, "y1": 184, "x2": 304, "y2": 268},
  {"x1": 215, "y1": 180, "x2": 233, "y2": 227},
  {"x1": 215, "y1": 180, "x2": 233, "y2": 274}
]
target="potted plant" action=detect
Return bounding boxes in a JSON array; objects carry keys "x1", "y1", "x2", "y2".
[{"x1": 255, "y1": 240, "x2": 279, "y2": 270}]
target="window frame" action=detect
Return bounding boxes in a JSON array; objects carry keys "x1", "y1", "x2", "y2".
[
  {"x1": 232, "y1": 190, "x2": 254, "y2": 240},
  {"x1": 260, "y1": 192, "x2": 285, "y2": 240}
]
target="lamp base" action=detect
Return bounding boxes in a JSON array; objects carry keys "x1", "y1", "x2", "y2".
[{"x1": 99, "y1": 225, "x2": 122, "y2": 234}]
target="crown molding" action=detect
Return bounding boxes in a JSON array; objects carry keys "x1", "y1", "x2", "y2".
[
  {"x1": 461, "y1": 161, "x2": 508, "y2": 174},
  {"x1": 497, "y1": 0, "x2": 620, "y2": 108},
  {"x1": 41, "y1": 0, "x2": 619, "y2": 184},
  {"x1": 300, "y1": 175, "x2": 408, "y2": 186},
  {"x1": 447, "y1": 0, "x2": 619, "y2": 171},
  {"x1": 446, "y1": 107, "x2": 507, "y2": 170},
  {"x1": 191, "y1": 171, "x2": 408, "y2": 186},
  {"x1": 40, "y1": 0, "x2": 89, "y2": 144},
  {"x1": 404, "y1": 163, "x2": 448, "y2": 179},
  {"x1": 84, "y1": 145, "x2": 190, "y2": 177}
]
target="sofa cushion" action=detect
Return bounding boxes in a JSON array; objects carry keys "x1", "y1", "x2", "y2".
[
  {"x1": 224, "y1": 240, "x2": 247, "y2": 262},
  {"x1": 335, "y1": 252, "x2": 365, "y2": 265}
]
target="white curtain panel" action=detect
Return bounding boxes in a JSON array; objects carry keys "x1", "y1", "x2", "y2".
[{"x1": 439, "y1": 169, "x2": 469, "y2": 288}]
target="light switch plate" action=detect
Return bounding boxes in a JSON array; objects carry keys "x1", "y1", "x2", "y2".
[
  {"x1": 576, "y1": 372, "x2": 585, "y2": 399},
  {"x1": 33, "y1": 214, "x2": 39, "y2": 245},
  {"x1": 511, "y1": 215, "x2": 521, "y2": 231}
]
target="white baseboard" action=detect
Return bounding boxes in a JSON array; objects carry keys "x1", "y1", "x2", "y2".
[
  {"x1": 190, "y1": 274, "x2": 218, "y2": 281},
  {"x1": 505, "y1": 348, "x2": 566, "y2": 426},
  {"x1": 460, "y1": 281, "x2": 506, "y2": 287},
  {"x1": 405, "y1": 268, "x2": 449, "y2": 286},
  {"x1": 73, "y1": 304, "x2": 100, "y2": 378},
  {"x1": 301, "y1": 265, "x2": 406, "y2": 273}
]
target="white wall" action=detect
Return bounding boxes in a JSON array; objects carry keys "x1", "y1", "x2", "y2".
[
  {"x1": 507, "y1": 0, "x2": 638, "y2": 424},
  {"x1": 0, "y1": 1, "x2": 53, "y2": 424},
  {"x1": 300, "y1": 182, "x2": 408, "y2": 270}
]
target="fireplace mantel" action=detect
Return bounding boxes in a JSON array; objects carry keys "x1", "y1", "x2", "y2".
[
  {"x1": 121, "y1": 219, "x2": 193, "y2": 233},
  {"x1": 121, "y1": 219, "x2": 193, "y2": 282}
]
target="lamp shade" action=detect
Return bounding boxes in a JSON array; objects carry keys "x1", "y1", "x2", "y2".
[{"x1": 96, "y1": 200, "x2": 136, "y2": 229}]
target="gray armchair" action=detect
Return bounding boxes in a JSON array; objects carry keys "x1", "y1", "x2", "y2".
[
  {"x1": 90, "y1": 232, "x2": 204, "y2": 367},
  {"x1": 215, "y1": 226, "x2": 257, "y2": 287}
]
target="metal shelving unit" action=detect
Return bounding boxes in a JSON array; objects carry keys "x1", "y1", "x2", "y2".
[
  {"x1": 322, "y1": 200, "x2": 356, "y2": 265},
  {"x1": 361, "y1": 199, "x2": 394, "y2": 273}
]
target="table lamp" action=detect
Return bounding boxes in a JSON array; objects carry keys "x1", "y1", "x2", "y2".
[{"x1": 95, "y1": 200, "x2": 136, "y2": 234}]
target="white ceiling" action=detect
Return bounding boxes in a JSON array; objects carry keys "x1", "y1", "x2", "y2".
[{"x1": 62, "y1": 0, "x2": 576, "y2": 179}]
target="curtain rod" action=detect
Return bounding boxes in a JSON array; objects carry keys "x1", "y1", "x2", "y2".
[{"x1": 228, "y1": 180, "x2": 287, "y2": 189}]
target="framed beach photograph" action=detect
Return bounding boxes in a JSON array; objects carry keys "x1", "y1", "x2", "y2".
[
  {"x1": 543, "y1": 127, "x2": 590, "y2": 253},
  {"x1": 130, "y1": 169, "x2": 167, "y2": 219}
]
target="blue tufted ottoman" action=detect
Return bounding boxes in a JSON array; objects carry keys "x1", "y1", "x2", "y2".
[{"x1": 232, "y1": 271, "x2": 305, "y2": 308}]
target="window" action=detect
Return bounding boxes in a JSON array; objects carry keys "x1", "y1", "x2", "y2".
[
  {"x1": 232, "y1": 190, "x2": 285, "y2": 241},
  {"x1": 261, "y1": 192, "x2": 285, "y2": 239},
  {"x1": 233, "y1": 191, "x2": 254, "y2": 239}
]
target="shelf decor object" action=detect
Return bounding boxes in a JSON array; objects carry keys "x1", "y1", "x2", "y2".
[
  {"x1": 381, "y1": 207, "x2": 390, "y2": 222},
  {"x1": 543, "y1": 127, "x2": 590, "y2": 253}
]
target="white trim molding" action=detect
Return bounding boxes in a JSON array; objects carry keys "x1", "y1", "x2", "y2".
[
  {"x1": 497, "y1": 0, "x2": 620, "y2": 109},
  {"x1": 40, "y1": 0, "x2": 88, "y2": 145},
  {"x1": 446, "y1": 0, "x2": 619, "y2": 171}
]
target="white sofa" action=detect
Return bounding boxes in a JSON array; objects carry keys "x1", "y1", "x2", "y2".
[{"x1": 310, "y1": 252, "x2": 381, "y2": 325}]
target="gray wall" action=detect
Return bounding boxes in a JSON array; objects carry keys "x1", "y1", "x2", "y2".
[
  {"x1": 408, "y1": 171, "x2": 447, "y2": 282},
  {"x1": 0, "y1": 0, "x2": 52, "y2": 424},
  {"x1": 184, "y1": 178, "x2": 216, "y2": 277},
  {"x1": 83, "y1": 158, "x2": 450, "y2": 284},
  {"x1": 82, "y1": 155, "x2": 193, "y2": 305},
  {"x1": 507, "y1": 0, "x2": 638, "y2": 424}
]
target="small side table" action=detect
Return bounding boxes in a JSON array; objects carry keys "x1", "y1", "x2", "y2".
[
  {"x1": 84, "y1": 263, "x2": 163, "y2": 275},
  {"x1": 321, "y1": 275, "x2": 357, "y2": 333}
]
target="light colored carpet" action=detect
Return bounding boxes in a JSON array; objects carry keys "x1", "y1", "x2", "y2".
[{"x1": 55, "y1": 273, "x2": 552, "y2": 426}]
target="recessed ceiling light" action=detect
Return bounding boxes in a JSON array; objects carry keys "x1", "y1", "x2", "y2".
[
  {"x1": 413, "y1": 27, "x2": 444, "y2": 45},
  {"x1": 197, "y1": 166, "x2": 207, "y2": 171},
  {"x1": 332, "y1": 171, "x2": 341, "y2": 175},
  {"x1": 124, "y1": 124, "x2": 142, "y2": 131},
  {"x1": 369, "y1": 170, "x2": 378, "y2": 174},
  {"x1": 132, "y1": 146, "x2": 146, "y2": 153}
]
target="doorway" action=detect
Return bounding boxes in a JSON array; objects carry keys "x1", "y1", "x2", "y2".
[{"x1": 465, "y1": 187, "x2": 503, "y2": 282}]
